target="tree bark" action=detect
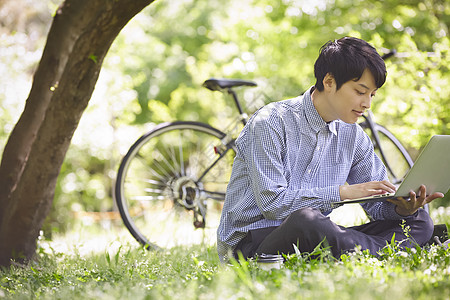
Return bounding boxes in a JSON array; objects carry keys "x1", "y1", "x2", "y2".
[{"x1": 0, "y1": 0, "x2": 154, "y2": 267}]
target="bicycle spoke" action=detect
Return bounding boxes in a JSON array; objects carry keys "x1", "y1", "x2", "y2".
[
  {"x1": 165, "y1": 144, "x2": 183, "y2": 177},
  {"x1": 151, "y1": 156, "x2": 173, "y2": 180},
  {"x1": 144, "y1": 178, "x2": 167, "y2": 185},
  {"x1": 131, "y1": 153, "x2": 167, "y2": 182},
  {"x1": 155, "y1": 145, "x2": 182, "y2": 178},
  {"x1": 131, "y1": 195, "x2": 166, "y2": 201},
  {"x1": 178, "y1": 130, "x2": 185, "y2": 176},
  {"x1": 143, "y1": 187, "x2": 165, "y2": 194}
]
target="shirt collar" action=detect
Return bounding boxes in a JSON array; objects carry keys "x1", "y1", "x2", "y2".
[
  {"x1": 328, "y1": 120, "x2": 337, "y2": 135},
  {"x1": 304, "y1": 87, "x2": 338, "y2": 136}
]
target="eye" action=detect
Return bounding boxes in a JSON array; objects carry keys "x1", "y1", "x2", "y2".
[{"x1": 356, "y1": 90, "x2": 365, "y2": 95}]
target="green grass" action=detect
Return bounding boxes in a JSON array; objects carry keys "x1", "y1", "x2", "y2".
[
  {"x1": 1, "y1": 209, "x2": 450, "y2": 300},
  {"x1": 1, "y1": 239, "x2": 449, "y2": 299}
]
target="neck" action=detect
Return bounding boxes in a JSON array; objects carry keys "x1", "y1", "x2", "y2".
[{"x1": 311, "y1": 88, "x2": 335, "y2": 123}]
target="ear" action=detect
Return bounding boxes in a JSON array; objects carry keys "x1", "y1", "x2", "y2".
[{"x1": 323, "y1": 73, "x2": 335, "y2": 91}]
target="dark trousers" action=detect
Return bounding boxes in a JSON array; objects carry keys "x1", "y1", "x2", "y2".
[{"x1": 234, "y1": 207, "x2": 434, "y2": 259}]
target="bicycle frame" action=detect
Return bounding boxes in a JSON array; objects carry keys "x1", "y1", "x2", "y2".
[{"x1": 226, "y1": 87, "x2": 248, "y2": 126}]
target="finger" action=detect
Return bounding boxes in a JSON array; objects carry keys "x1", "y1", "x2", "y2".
[
  {"x1": 417, "y1": 185, "x2": 426, "y2": 198},
  {"x1": 382, "y1": 180, "x2": 397, "y2": 192},
  {"x1": 371, "y1": 189, "x2": 391, "y2": 195},
  {"x1": 425, "y1": 192, "x2": 445, "y2": 203},
  {"x1": 433, "y1": 192, "x2": 445, "y2": 198},
  {"x1": 407, "y1": 191, "x2": 427, "y2": 208},
  {"x1": 411, "y1": 194, "x2": 430, "y2": 209},
  {"x1": 373, "y1": 181, "x2": 396, "y2": 194},
  {"x1": 416, "y1": 196, "x2": 428, "y2": 208}
]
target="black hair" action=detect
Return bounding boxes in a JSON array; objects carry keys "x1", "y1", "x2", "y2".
[{"x1": 314, "y1": 37, "x2": 386, "y2": 91}]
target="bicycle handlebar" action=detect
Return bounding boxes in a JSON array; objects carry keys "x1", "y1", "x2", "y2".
[{"x1": 382, "y1": 49, "x2": 396, "y2": 61}]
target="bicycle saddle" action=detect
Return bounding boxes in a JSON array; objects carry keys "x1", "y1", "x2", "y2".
[{"x1": 202, "y1": 78, "x2": 257, "y2": 91}]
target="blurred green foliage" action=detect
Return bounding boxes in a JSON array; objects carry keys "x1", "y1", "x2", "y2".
[{"x1": 0, "y1": 0, "x2": 449, "y2": 234}]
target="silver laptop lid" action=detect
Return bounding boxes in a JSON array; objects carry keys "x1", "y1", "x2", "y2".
[{"x1": 395, "y1": 135, "x2": 450, "y2": 197}]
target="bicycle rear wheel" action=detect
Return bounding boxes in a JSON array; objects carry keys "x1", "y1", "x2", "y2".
[
  {"x1": 115, "y1": 121, "x2": 236, "y2": 249},
  {"x1": 362, "y1": 123, "x2": 413, "y2": 185}
]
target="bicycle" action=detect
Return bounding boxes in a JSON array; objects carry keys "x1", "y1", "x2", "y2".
[{"x1": 114, "y1": 75, "x2": 415, "y2": 249}]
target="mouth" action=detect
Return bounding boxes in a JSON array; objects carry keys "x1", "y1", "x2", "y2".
[{"x1": 353, "y1": 110, "x2": 364, "y2": 117}]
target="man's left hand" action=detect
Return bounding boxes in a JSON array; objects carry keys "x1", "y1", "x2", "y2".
[{"x1": 387, "y1": 185, "x2": 444, "y2": 216}]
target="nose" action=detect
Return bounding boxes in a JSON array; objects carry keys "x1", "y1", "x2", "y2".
[{"x1": 362, "y1": 95, "x2": 372, "y2": 109}]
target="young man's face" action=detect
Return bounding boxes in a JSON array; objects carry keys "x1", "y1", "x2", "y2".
[{"x1": 322, "y1": 69, "x2": 378, "y2": 124}]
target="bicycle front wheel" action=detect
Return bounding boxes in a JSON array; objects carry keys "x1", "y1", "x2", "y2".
[{"x1": 115, "y1": 121, "x2": 236, "y2": 249}]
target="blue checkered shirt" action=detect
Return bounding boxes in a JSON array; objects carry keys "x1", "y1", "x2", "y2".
[{"x1": 217, "y1": 87, "x2": 405, "y2": 261}]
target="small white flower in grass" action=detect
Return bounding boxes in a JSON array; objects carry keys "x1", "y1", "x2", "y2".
[
  {"x1": 424, "y1": 264, "x2": 437, "y2": 275},
  {"x1": 367, "y1": 257, "x2": 383, "y2": 267},
  {"x1": 254, "y1": 282, "x2": 266, "y2": 293},
  {"x1": 397, "y1": 251, "x2": 408, "y2": 258},
  {"x1": 443, "y1": 266, "x2": 450, "y2": 275},
  {"x1": 353, "y1": 245, "x2": 363, "y2": 255}
]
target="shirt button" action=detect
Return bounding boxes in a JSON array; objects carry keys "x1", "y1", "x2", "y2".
[{"x1": 307, "y1": 169, "x2": 312, "y2": 174}]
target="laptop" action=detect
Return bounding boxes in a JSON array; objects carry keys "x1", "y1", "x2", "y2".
[{"x1": 335, "y1": 135, "x2": 450, "y2": 205}]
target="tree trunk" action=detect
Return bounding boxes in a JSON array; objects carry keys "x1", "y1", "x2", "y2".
[{"x1": 0, "y1": 0, "x2": 154, "y2": 267}]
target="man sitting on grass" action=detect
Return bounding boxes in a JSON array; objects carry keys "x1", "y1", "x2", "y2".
[{"x1": 217, "y1": 36, "x2": 444, "y2": 262}]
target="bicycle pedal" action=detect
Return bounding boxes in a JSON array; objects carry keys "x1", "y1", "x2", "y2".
[{"x1": 194, "y1": 220, "x2": 205, "y2": 228}]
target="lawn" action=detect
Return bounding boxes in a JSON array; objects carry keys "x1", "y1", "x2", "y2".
[{"x1": 1, "y1": 206, "x2": 450, "y2": 299}]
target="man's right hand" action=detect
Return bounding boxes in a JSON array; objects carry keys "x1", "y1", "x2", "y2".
[{"x1": 339, "y1": 180, "x2": 396, "y2": 200}]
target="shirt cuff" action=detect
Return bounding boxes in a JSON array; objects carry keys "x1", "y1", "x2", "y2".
[
  {"x1": 317, "y1": 185, "x2": 341, "y2": 211},
  {"x1": 289, "y1": 185, "x2": 341, "y2": 212}
]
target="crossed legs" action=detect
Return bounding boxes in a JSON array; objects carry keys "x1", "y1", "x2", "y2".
[{"x1": 235, "y1": 207, "x2": 434, "y2": 259}]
